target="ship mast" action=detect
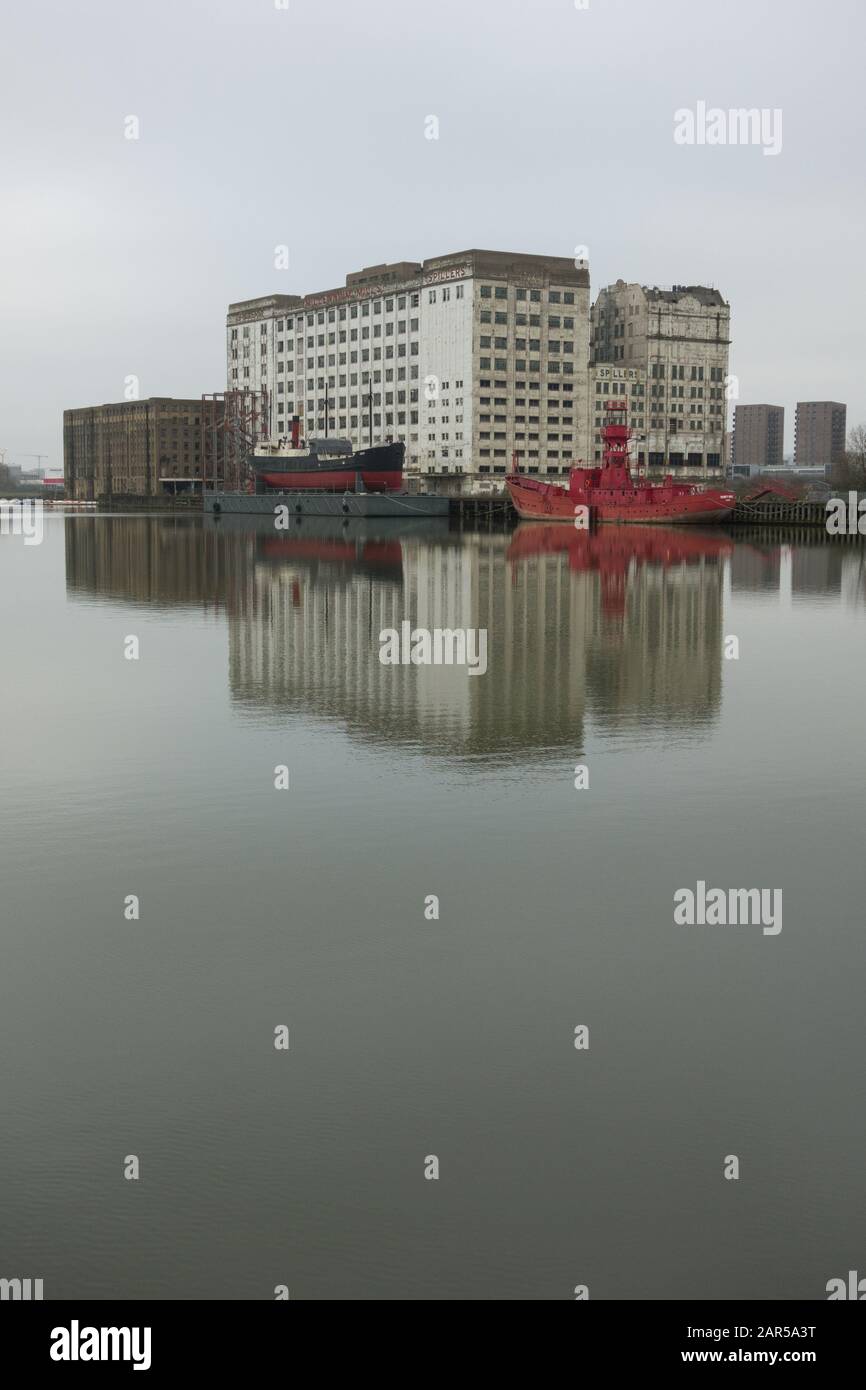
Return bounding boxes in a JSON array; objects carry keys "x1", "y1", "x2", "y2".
[{"x1": 601, "y1": 399, "x2": 631, "y2": 475}]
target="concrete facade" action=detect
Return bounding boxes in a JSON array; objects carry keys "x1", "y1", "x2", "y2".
[
  {"x1": 590, "y1": 364, "x2": 647, "y2": 463},
  {"x1": 731, "y1": 404, "x2": 784, "y2": 474},
  {"x1": 794, "y1": 401, "x2": 847, "y2": 467},
  {"x1": 591, "y1": 281, "x2": 731, "y2": 476},
  {"x1": 226, "y1": 249, "x2": 591, "y2": 484}
]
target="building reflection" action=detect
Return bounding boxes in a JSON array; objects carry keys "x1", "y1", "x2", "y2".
[
  {"x1": 791, "y1": 545, "x2": 844, "y2": 597},
  {"x1": 730, "y1": 539, "x2": 783, "y2": 594},
  {"x1": 65, "y1": 515, "x2": 740, "y2": 758},
  {"x1": 506, "y1": 525, "x2": 731, "y2": 731},
  {"x1": 64, "y1": 515, "x2": 224, "y2": 612}
]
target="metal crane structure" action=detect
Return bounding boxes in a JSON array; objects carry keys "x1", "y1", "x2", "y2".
[
  {"x1": 200, "y1": 389, "x2": 270, "y2": 494},
  {"x1": 18, "y1": 453, "x2": 49, "y2": 474}
]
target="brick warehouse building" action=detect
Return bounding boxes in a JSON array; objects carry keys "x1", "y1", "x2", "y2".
[{"x1": 63, "y1": 397, "x2": 228, "y2": 501}]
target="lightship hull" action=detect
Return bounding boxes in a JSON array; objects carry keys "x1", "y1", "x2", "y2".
[{"x1": 506, "y1": 476, "x2": 735, "y2": 524}]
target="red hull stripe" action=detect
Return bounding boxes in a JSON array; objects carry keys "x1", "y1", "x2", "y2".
[{"x1": 259, "y1": 470, "x2": 403, "y2": 492}]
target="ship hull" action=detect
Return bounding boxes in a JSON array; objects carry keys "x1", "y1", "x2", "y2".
[
  {"x1": 253, "y1": 441, "x2": 404, "y2": 493},
  {"x1": 506, "y1": 477, "x2": 734, "y2": 525}
]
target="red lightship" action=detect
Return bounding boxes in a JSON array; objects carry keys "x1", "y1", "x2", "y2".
[{"x1": 506, "y1": 400, "x2": 734, "y2": 524}]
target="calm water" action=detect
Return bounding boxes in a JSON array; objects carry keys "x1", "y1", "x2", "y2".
[{"x1": 1, "y1": 512, "x2": 864, "y2": 1300}]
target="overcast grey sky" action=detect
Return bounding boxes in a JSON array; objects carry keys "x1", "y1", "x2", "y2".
[{"x1": 1, "y1": 0, "x2": 863, "y2": 469}]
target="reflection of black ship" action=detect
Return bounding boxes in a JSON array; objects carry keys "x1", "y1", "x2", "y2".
[
  {"x1": 64, "y1": 515, "x2": 737, "y2": 758},
  {"x1": 256, "y1": 524, "x2": 404, "y2": 586}
]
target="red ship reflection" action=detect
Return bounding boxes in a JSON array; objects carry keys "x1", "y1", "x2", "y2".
[
  {"x1": 260, "y1": 536, "x2": 403, "y2": 577},
  {"x1": 506, "y1": 523, "x2": 733, "y2": 618}
]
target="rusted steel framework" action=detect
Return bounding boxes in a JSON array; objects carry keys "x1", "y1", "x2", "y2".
[{"x1": 201, "y1": 388, "x2": 270, "y2": 493}]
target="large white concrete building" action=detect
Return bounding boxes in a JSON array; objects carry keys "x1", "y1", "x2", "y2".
[
  {"x1": 591, "y1": 281, "x2": 731, "y2": 476},
  {"x1": 226, "y1": 249, "x2": 591, "y2": 484}
]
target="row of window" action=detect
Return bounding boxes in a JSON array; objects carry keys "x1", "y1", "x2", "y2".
[
  {"x1": 480, "y1": 380, "x2": 574, "y2": 393},
  {"x1": 230, "y1": 285, "x2": 579, "y2": 340},
  {"x1": 264, "y1": 340, "x2": 424, "y2": 372},
  {"x1": 649, "y1": 363, "x2": 725, "y2": 382},
  {"x1": 279, "y1": 389, "x2": 422, "y2": 408},
  {"x1": 480, "y1": 311, "x2": 575, "y2": 329},
  {"x1": 643, "y1": 416, "x2": 725, "y2": 431},
  {"x1": 479, "y1": 413, "x2": 574, "y2": 423},
  {"x1": 479, "y1": 336, "x2": 575, "y2": 353},
  {"x1": 479, "y1": 286, "x2": 577, "y2": 304},
  {"x1": 477, "y1": 358, "x2": 576, "y2": 373},
  {"x1": 235, "y1": 361, "x2": 423, "y2": 388},
  {"x1": 589, "y1": 452, "x2": 723, "y2": 467},
  {"x1": 427, "y1": 286, "x2": 464, "y2": 302},
  {"x1": 260, "y1": 319, "x2": 421, "y2": 352},
  {"x1": 595, "y1": 382, "x2": 647, "y2": 396},
  {"x1": 231, "y1": 295, "x2": 424, "y2": 338},
  {"x1": 478, "y1": 431, "x2": 574, "y2": 444}
]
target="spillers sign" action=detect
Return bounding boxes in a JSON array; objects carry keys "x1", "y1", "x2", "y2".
[
  {"x1": 421, "y1": 265, "x2": 470, "y2": 287},
  {"x1": 595, "y1": 366, "x2": 641, "y2": 382}
]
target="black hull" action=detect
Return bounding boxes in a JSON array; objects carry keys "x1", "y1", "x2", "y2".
[{"x1": 251, "y1": 441, "x2": 404, "y2": 478}]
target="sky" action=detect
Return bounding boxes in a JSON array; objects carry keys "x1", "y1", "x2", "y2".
[{"x1": 1, "y1": 0, "x2": 863, "y2": 471}]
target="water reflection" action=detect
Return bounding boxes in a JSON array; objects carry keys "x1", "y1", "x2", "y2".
[
  {"x1": 507, "y1": 524, "x2": 732, "y2": 732},
  {"x1": 64, "y1": 514, "x2": 863, "y2": 760},
  {"x1": 730, "y1": 537, "x2": 782, "y2": 594}
]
